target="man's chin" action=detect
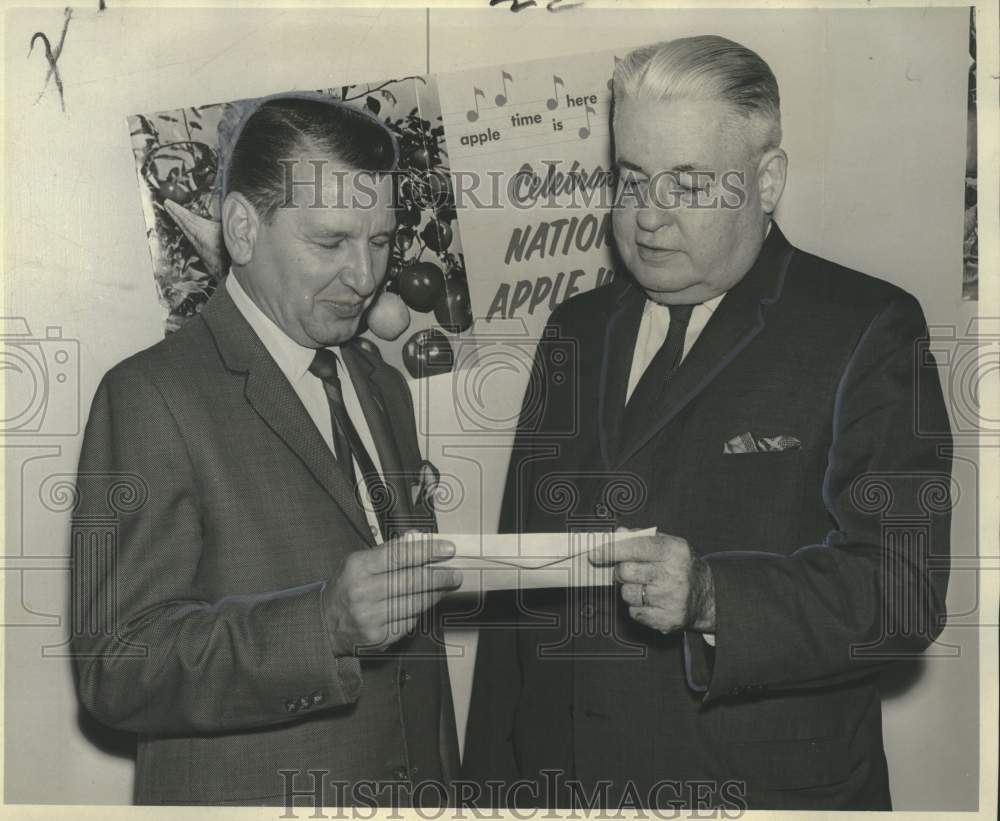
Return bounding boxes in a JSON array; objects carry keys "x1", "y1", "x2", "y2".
[
  {"x1": 630, "y1": 264, "x2": 697, "y2": 298},
  {"x1": 304, "y1": 318, "x2": 362, "y2": 348}
]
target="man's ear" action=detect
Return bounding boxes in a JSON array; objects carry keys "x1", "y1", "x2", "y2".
[
  {"x1": 222, "y1": 192, "x2": 259, "y2": 266},
  {"x1": 756, "y1": 147, "x2": 788, "y2": 215}
]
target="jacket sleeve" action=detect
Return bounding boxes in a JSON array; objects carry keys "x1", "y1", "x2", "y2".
[
  {"x1": 685, "y1": 292, "x2": 953, "y2": 701},
  {"x1": 70, "y1": 363, "x2": 361, "y2": 734}
]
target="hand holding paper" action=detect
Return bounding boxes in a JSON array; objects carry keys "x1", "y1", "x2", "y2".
[
  {"x1": 435, "y1": 527, "x2": 657, "y2": 594},
  {"x1": 589, "y1": 527, "x2": 717, "y2": 634}
]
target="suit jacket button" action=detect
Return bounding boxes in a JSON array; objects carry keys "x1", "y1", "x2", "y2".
[
  {"x1": 581, "y1": 604, "x2": 596, "y2": 621},
  {"x1": 285, "y1": 699, "x2": 299, "y2": 713},
  {"x1": 392, "y1": 766, "x2": 409, "y2": 781},
  {"x1": 311, "y1": 690, "x2": 325, "y2": 705},
  {"x1": 594, "y1": 502, "x2": 610, "y2": 518},
  {"x1": 399, "y1": 670, "x2": 411, "y2": 686}
]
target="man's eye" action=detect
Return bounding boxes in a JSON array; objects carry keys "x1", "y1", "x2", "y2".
[
  {"x1": 675, "y1": 175, "x2": 707, "y2": 193},
  {"x1": 317, "y1": 240, "x2": 343, "y2": 250},
  {"x1": 370, "y1": 238, "x2": 390, "y2": 249}
]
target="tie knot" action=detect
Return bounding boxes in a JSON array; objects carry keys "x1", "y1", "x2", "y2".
[
  {"x1": 309, "y1": 348, "x2": 341, "y2": 383},
  {"x1": 668, "y1": 304, "x2": 695, "y2": 327}
]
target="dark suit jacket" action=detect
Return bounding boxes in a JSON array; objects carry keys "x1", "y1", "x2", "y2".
[
  {"x1": 70, "y1": 282, "x2": 459, "y2": 805},
  {"x1": 462, "y1": 225, "x2": 952, "y2": 811}
]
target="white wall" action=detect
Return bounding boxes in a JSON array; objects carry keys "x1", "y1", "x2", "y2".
[{"x1": 2, "y1": 5, "x2": 980, "y2": 809}]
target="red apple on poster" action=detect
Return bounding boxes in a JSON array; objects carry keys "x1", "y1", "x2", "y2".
[
  {"x1": 398, "y1": 262, "x2": 445, "y2": 313},
  {"x1": 402, "y1": 328, "x2": 455, "y2": 379}
]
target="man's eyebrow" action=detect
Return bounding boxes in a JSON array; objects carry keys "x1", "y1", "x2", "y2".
[{"x1": 616, "y1": 160, "x2": 703, "y2": 175}]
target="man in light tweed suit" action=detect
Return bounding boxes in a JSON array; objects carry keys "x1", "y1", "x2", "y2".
[{"x1": 70, "y1": 97, "x2": 462, "y2": 806}]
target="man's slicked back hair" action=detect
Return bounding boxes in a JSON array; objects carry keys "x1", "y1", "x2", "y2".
[
  {"x1": 223, "y1": 95, "x2": 399, "y2": 222},
  {"x1": 613, "y1": 35, "x2": 782, "y2": 157}
]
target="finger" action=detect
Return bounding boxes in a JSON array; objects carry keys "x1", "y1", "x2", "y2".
[
  {"x1": 620, "y1": 582, "x2": 646, "y2": 608},
  {"x1": 614, "y1": 560, "x2": 656, "y2": 585},
  {"x1": 367, "y1": 566, "x2": 464, "y2": 599},
  {"x1": 371, "y1": 533, "x2": 456, "y2": 573},
  {"x1": 590, "y1": 533, "x2": 664, "y2": 565}
]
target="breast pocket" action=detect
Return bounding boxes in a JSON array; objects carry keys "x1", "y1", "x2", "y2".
[{"x1": 693, "y1": 449, "x2": 807, "y2": 551}]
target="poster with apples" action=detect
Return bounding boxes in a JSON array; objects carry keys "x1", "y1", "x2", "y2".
[
  {"x1": 127, "y1": 75, "x2": 472, "y2": 380},
  {"x1": 126, "y1": 50, "x2": 625, "y2": 382}
]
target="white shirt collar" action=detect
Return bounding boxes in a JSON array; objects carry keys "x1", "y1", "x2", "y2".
[
  {"x1": 226, "y1": 272, "x2": 330, "y2": 385},
  {"x1": 642, "y1": 291, "x2": 725, "y2": 317}
]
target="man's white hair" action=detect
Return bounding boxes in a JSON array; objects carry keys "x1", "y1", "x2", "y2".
[{"x1": 613, "y1": 35, "x2": 782, "y2": 157}]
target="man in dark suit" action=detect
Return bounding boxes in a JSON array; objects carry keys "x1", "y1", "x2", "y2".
[
  {"x1": 463, "y1": 36, "x2": 952, "y2": 810},
  {"x1": 70, "y1": 97, "x2": 463, "y2": 806}
]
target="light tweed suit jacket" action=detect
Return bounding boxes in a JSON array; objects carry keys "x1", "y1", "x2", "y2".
[{"x1": 70, "y1": 281, "x2": 459, "y2": 805}]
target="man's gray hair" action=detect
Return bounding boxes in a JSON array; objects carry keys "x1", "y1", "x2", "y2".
[{"x1": 613, "y1": 35, "x2": 782, "y2": 155}]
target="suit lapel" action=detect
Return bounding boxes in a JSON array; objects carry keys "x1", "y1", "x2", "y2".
[
  {"x1": 201, "y1": 283, "x2": 374, "y2": 545},
  {"x1": 614, "y1": 225, "x2": 795, "y2": 468}
]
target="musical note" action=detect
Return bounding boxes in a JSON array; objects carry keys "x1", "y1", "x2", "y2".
[
  {"x1": 495, "y1": 71, "x2": 514, "y2": 107},
  {"x1": 578, "y1": 104, "x2": 595, "y2": 139},
  {"x1": 467, "y1": 87, "x2": 486, "y2": 122},
  {"x1": 607, "y1": 57, "x2": 622, "y2": 92},
  {"x1": 547, "y1": 75, "x2": 564, "y2": 110}
]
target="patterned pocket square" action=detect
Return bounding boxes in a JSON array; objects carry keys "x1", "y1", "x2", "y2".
[{"x1": 723, "y1": 432, "x2": 802, "y2": 454}]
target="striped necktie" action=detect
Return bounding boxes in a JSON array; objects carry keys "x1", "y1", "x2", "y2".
[{"x1": 308, "y1": 348, "x2": 390, "y2": 540}]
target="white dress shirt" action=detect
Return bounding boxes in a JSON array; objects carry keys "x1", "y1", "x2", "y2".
[{"x1": 226, "y1": 273, "x2": 387, "y2": 543}]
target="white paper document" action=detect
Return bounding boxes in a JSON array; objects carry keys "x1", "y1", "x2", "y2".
[{"x1": 435, "y1": 528, "x2": 657, "y2": 594}]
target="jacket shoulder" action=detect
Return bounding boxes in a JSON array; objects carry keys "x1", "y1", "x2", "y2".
[
  {"x1": 784, "y1": 246, "x2": 920, "y2": 320},
  {"x1": 547, "y1": 277, "x2": 628, "y2": 328},
  {"x1": 102, "y1": 313, "x2": 215, "y2": 393}
]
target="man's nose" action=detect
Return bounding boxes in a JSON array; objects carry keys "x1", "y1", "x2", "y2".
[
  {"x1": 636, "y1": 195, "x2": 676, "y2": 233},
  {"x1": 341, "y1": 242, "x2": 378, "y2": 296}
]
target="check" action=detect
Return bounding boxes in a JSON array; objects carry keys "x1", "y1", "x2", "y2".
[{"x1": 435, "y1": 528, "x2": 657, "y2": 594}]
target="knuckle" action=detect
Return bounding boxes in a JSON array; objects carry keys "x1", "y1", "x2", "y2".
[{"x1": 363, "y1": 624, "x2": 386, "y2": 645}]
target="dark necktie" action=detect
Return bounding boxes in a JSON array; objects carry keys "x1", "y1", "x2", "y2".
[
  {"x1": 623, "y1": 303, "x2": 695, "y2": 427},
  {"x1": 309, "y1": 348, "x2": 390, "y2": 541}
]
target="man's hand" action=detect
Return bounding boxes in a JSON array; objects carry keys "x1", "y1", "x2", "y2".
[
  {"x1": 323, "y1": 533, "x2": 463, "y2": 655},
  {"x1": 589, "y1": 528, "x2": 716, "y2": 634}
]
